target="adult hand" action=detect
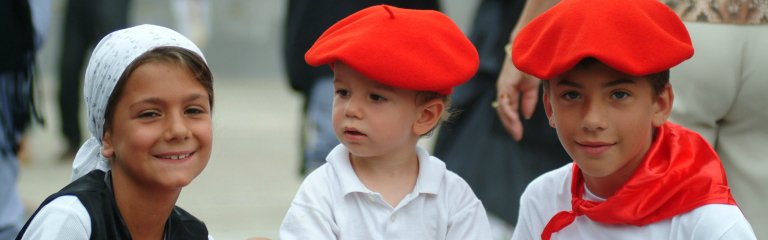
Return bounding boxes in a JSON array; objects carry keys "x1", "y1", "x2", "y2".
[{"x1": 495, "y1": 53, "x2": 541, "y2": 141}]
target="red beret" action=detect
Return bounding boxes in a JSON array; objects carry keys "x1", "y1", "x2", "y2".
[
  {"x1": 305, "y1": 5, "x2": 478, "y2": 95},
  {"x1": 512, "y1": 0, "x2": 693, "y2": 80}
]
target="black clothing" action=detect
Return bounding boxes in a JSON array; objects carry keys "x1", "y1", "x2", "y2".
[
  {"x1": 17, "y1": 170, "x2": 208, "y2": 240},
  {"x1": 283, "y1": 0, "x2": 440, "y2": 96},
  {"x1": 58, "y1": 0, "x2": 130, "y2": 150}
]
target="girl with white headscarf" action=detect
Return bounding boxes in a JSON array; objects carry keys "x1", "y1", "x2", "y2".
[{"x1": 16, "y1": 24, "x2": 214, "y2": 240}]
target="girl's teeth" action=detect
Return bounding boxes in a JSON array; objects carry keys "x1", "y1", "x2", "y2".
[{"x1": 163, "y1": 153, "x2": 191, "y2": 160}]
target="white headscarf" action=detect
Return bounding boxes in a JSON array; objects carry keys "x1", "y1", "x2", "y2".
[{"x1": 71, "y1": 24, "x2": 206, "y2": 181}]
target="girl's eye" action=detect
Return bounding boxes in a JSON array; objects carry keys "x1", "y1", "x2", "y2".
[
  {"x1": 611, "y1": 91, "x2": 630, "y2": 100},
  {"x1": 335, "y1": 89, "x2": 349, "y2": 97},
  {"x1": 185, "y1": 107, "x2": 206, "y2": 115},
  {"x1": 561, "y1": 91, "x2": 581, "y2": 100},
  {"x1": 369, "y1": 94, "x2": 386, "y2": 102},
  {"x1": 138, "y1": 111, "x2": 160, "y2": 119}
]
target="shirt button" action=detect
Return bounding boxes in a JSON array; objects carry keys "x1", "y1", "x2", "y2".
[
  {"x1": 368, "y1": 194, "x2": 376, "y2": 202},
  {"x1": 390, "y1": 214, "x2": 396, "y2": 222}
]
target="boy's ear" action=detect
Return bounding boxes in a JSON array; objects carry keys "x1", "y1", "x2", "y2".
[
  {"x1": 543, "y1": 88, "x2": 556, "y2": 128},
  {"x1": 413, "y1": 98, "x2": 444, "y2": 135},
  {"x1": 651, "y1": 83, "x2": 674, "y2": 127},
  {"x1": 101, "y1": 131, "x2": 115, "y2": 158}
]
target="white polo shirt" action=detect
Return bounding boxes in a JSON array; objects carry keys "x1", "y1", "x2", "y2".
[
  {"x1": 511, "y1": 163, "x2": 756, "y2": 240},
  {"x1": 280, "y1": 145, "x2": 492, "y2": 240}
]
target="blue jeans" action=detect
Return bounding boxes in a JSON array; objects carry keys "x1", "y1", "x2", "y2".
[
  {"x1": 302, "y1": 77, "x2": 338, "y2": 175},
  {"x1": 0, "y1": 73, "x2": 24, "y2": 240}
]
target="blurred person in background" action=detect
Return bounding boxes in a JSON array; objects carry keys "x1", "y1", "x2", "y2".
[
  {"x1": 0, "y1": 0, "x2": 49, "y2": 238},
  {"x1": 432, "y1": 0, "x2": 570, "y2": 238},
  {"x1": 171, "y1": 0, "x2": 210, "y2": 49},
  {"x1": 57, "y1": 0, "x2": 130, "y2": 160},
  {"x1": 283, "y1": 0, "x2": 439, "y2": 176},
  {"x1": 660, "y1": 0, "x2": 768, "y2": 238}
]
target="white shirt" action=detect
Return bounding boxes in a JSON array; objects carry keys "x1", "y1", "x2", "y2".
[
  {"x1": 21, "y1": 196, "x2": 214, "y2": 240},
  {"x1": 280, "y1": 145, "x2": 492, "y2": 240},
  {"x1": 511, "y1": 163, "x2": 756, "y2": 240}
]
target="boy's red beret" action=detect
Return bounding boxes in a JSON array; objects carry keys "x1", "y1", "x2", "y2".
[
  {"x1": 305, "y1": 5, "x2": 478, "y2": 95},
  {"x1": 512, "y1": 0, "x2": 693, "y2": 80}
]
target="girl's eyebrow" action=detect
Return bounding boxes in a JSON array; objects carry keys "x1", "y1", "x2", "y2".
[
  {"x1": 185, "y1": 93, "x2": 207, "y2": 102},
  {"x1": 129, "y1": 93, "x2": 207, "y2": 110}
]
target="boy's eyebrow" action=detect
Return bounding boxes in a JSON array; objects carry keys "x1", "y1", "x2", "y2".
[
  {"x1": 604, "y1": 78, "x2": 636, "y2": 88},
  {"x1": 556, "y1": 78, "x2": 636, "y2": 88},
  {"x1": 556, "y1": 79, "x2": 582, "y2": 88}
]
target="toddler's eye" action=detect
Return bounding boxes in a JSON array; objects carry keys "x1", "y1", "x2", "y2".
[{"x1": 369, "y1": 94, "x2": 386, "y2": 102}]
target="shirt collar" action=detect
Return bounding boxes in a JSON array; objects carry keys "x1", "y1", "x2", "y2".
[{"x1": 327, "y1": 144, "x2": 446, "y2": 196}]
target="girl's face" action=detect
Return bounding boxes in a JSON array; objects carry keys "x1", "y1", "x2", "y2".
[{"x1": 102, "y1": 61, "x2": 212, "y2": 191}]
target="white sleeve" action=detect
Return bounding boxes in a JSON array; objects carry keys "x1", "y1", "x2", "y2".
[
  {"x1": 445, "y1": 175, "x2": 492, "y2": 240},
  {"x1": 21, "y1": 196, "x2": 91, "y2": 240},
  {"x1": 279, "y1": 170, "x2": 338, "y2": 240},
  {"x1": 510, "y1": 185, "x2": 536, "y2": 240},
  {"x1": 689, "y1": 204, "x2": 757, "y2": 240}
]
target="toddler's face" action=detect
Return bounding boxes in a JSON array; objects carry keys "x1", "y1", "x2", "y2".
[
  {"x1": 331, "y1": 62, "x2": 424, "y2": 159},
  {"x1": 102, "y1": 61, "x2": 212, "y2": 191},
  {"x1": 543, "y1": 62, "x2": 671, "y2": 190}
]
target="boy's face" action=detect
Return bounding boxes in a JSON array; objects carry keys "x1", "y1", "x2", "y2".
[
  {"x1": 543, "y1": 62, "x2": 672, "y2": 184},
  {"x1": 331, "y1": 62, "x2": 443, "y2": 158},
  {"x1": 102, "y1": 61, "x2": 212, "y2": 192}
]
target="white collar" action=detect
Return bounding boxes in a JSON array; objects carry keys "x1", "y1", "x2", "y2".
[{"x1": 327, "y1": 144, "x2": 445, "y2": 196}]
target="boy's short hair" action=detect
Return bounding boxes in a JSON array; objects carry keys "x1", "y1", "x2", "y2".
[{"x1": 512, "y1": 0, "x2": 693, "y2": 81}]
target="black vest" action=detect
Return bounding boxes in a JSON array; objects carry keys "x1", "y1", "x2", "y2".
[{"x1": 17, "y1": 170, "x2": 209, "y2": 240}]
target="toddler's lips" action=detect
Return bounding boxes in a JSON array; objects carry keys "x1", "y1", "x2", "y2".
[{"x1": 343, "y1": 127, "x2": 367, "y2": 141}]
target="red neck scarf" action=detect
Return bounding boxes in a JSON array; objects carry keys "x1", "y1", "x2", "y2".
[{"x1": 542, "y1": 122, "x2": 736, "y2": 240}]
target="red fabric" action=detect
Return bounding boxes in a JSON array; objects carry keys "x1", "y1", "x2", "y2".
[
  {"x1": 542, "y1": 122, "x2": 737, "y2": 240},
  {"x1": 512, "y1": 0, "x2": 693, "y2": 80},
  {"x1": 305, "y1": 5, "x2": 478, "y2": 95}
]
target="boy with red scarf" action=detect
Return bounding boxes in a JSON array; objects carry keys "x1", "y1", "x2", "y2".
[{"x1": 508, "y1": 0, "x2": 756, "y2": 239}]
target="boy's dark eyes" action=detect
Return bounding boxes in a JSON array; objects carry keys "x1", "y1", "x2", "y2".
[
  {"x1": 561, "y1": 91, "x2": 581, "y2": 100},
  {"x1": 611, "y1": 91, "x2": 630, "y2": 100}
]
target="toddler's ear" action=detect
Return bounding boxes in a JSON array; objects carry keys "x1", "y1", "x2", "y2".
[
  {"x1": 652, "y1": 84, "x2": 674, "y2": 127},
  {"x1": 413, "y1": 98, "x2": 444, "y2": 135},
  {"x1": 101, "y1": 131, "x2": 115, "y2": 158}
]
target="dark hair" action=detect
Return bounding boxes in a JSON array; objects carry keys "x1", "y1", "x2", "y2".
[
  {"x1": 543, "y1": 57, "x2": 669, "y2": 97},
  {"x1": 415, "y1": 91, "x2": 452, "y2": 137},
  {"x1": 103, "y1": 46, "x2": 213, "y2": 133}
]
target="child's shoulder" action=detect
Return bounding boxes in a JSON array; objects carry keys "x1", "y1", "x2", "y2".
[
  {"x1": 427, "y1": 154, "x2": 485, "y2": 204},
  {"x1": 673, "y1": 204, "x2": 756, "y2": 239},
  {"x1": 524, "y1": 163, "x2": 573, "y2": 196}
]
